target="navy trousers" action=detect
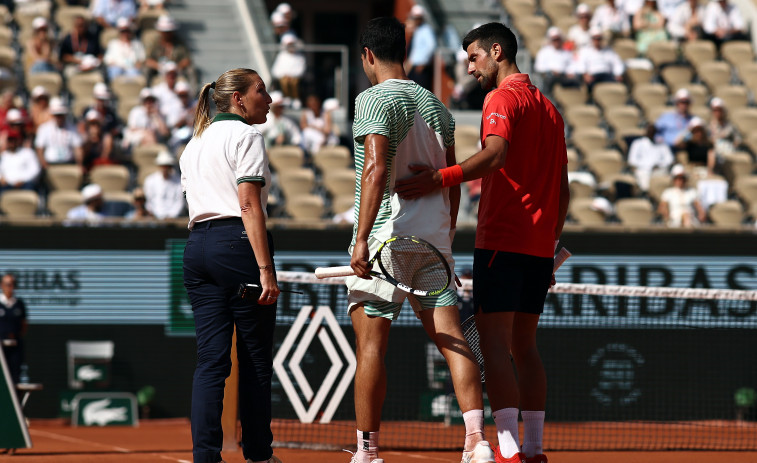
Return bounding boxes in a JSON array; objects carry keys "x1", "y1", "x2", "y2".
[{"x1": 183, "y1": 218, "x2": 276, "y2": 463}]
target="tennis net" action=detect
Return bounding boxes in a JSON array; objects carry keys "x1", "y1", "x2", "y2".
[{"x1": 270, "y1": 270, "x2": 757, "y2": 451}]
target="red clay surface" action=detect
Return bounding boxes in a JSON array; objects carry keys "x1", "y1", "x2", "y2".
[{"x1": 2, "y1": 419, "x2": 756, "y2": 463}]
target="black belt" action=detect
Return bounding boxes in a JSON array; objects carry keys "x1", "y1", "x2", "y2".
[{"x1": 193, "y1": 217, "x2": 243, "y2": 229}]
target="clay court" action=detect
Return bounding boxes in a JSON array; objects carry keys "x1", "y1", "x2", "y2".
[{"x1": 3, "y1": 419, "x2": 757, "y2": 463}]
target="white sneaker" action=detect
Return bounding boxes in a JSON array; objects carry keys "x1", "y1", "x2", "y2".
[
  {"x1": 344, "y1": 449, "x2": 383, "y2": 463},
  {"x1": 461, "y1": 440, "x2": 495, "y2": 463}
]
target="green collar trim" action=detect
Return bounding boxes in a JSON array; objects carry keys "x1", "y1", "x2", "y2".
[{"x1": 212, "y1": 113, "x2": 247, "y2": 124}]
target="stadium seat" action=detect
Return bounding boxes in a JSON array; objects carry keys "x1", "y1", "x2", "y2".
[
  {"x1": 117, "y1": 97, "x2": 141, "y2": 122},
  {"x1": 331, "y1": 194, "x2": 354, "y2": 216},
  {"x1": 601, "y1": 173, "x2": 639, "y2": 200},
  {"x1": 632, "y1": 83, "x2": 668, "y2": 115},
  {"x1": 268, "y1": 145, "x2": 305, "y2": 172},
  {"x1": 46, "y1": 164, "x2": 82, "y2": 191},
  {"x1": 67, "y1": 72, "x2": 105, "y2": 101},
  {"x1": 584, "y1": 149, "x2": 625, "y2": 182},
  {"x1": 645, "y1": 105, "x2": 673, "y2": 124},
  {"x1": 514, "y1": 15, "x2": 549, "y2": 55},
  {"x1": 0, "y1": 190, "x2": 39, "y2": 218},
  {"x1": 676, "y1": 83, "x2": 709, "y2": 107},
  {"x1": 553, "y1": 84, "x2": 588, "y2": 108},
  {"x1": 13, "y1": 6, "x2": 50, "y2": 32},
  {"x1": 285, "y1": 193, "x2": 325, "y2": 220},
  {"x1": 136, "y1": 9, "x2": 162, "y2": 31},
  {"x1": 569, "y1": 197, "x2": 606, "y2": 225},
  {"x1": 648, "y1": 174, "x2": 672, "y2": 203},
  {"x1": 47, "y1": 190, "x2": 83, "y2": 219},
  {"x1": 0, "y1": 45, "x2": 16, "y2": 68},
  {"x1": 720, "y1": 41, "x2": 754, "y2": 69},
  {"x1": 660, "y1": 65, "x2": 694, "y2": 93},
  {"x1": 99, "y1": 26, "x2": 119, "y2": 49},
  {"x1": 736, "y1": 61, "x2": 757, "y2": 89},
  {"x1": 708, "y1": 200, "x2": 744, "y2": 227},
  {"x1": 615, "y1": 198, "x2": 654, "y2": 227},
  {"x1": 137, "y1": 165, "x2": 159, "y2": 186},
  {"x1": 111, "y1": 76, "x2": 147, "y2": 101},
  {"x1": 54, "y1": 6, "x2": 90, "y2": 35},
  {"x1": 72, "y1": 97, "x2": 94, "y2": 117},
  {"x1": 714, "y1": 85, "x2": 748, "y2": 110},
  {"x1": 132, "y1": 144, "x2": 168, "y2": 170},
  {"x1": 569, "y1": 180, "x2": 595, "y2": 199},
  {"x1": 554, "y1": 16, "x2": 577, "y2": 35},
  {"x1": 689, "y1": 105, "x2": 711, "y2": 121},
  {"x1": 613, "y1": 38, "x2": 638, "y2": 61},
  {"x1": 89, "y1": 164, "x2": 130, "y2": 192},
  {"x1": 322, "y1": 168, "x2": 356, "y2": 198},
  {"x1": 26, "y1": 72, "x2": 63, "y2": 97},
  {"x1": 645, "y1": 41, "x2": 678, "y2": 68},
  {"x1": 615, "y1": 126, "x2": 645, "y2": 153},
  {"x1": 313, "y1": 145, "x2": 352, "y2": 172},
  {"x1": 502, "y1": 0, "x2": 536, "y2": 19},
  {"x1": 566, "y1": 148, "x2": 580, "y2": 172},
  {"x1": 0, "y1": 25, "x2": 12, "y2": 47},
  {"x1": 681, "y1": 40, "x2": 717, "y2": 68},
  {"x1": 564, "y1": 104, "x2": 601, "y2": 130},
  {"x1": 604, "y1": 105, "x2": 641, "y2": 135},
  {"x1": 455, "y1": 124, "x2": 480, "y2": 162},
  {"x1": 592, "y1": 82, "x2": 628, "y2": 111},
  {"x1": 697, "y1": 61, "x2": 733, "y2": 92},
  {"x1": 542, "y1": 0, "x2": 574, "y2": 25},
  {"x1": 571, "y1": 127, "x2": 608, "y2": 156},
  {"x1": 625, "y1": 66, "x2": 654, "y2": 87},
  {"x1": 733, "y1": 175, "x2": 757, "y2": 209},
  {"x1": 730, "y1": 107, "x2": 757, "y2": 138},
  {"x1": 277, "y1": 168, "x2": 315, "y2": 198},
  {"x1": 721, "y1": 151, "x2": 754, "y2": 185}
]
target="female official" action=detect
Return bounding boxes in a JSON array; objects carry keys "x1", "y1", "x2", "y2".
[{"x1": 180, "y1": 68, "x2": 282, "y2": 463}]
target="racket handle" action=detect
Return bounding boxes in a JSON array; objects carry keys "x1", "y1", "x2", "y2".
[
  {"x1": 554, "y1": 247, "x2": 572, "y2": 271},
  {"x1": 315, "y1": 266, "x2": 356, "y2": 279}
]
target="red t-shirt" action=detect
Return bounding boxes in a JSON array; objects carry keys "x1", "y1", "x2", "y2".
[{"x1": 475, "y1": 74, "x2": 567, "y2": 258}]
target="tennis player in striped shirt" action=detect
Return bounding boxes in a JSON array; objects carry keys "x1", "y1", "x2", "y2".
[{"x1": 344, "y1": 17, "x2": 495, "y2": 463}]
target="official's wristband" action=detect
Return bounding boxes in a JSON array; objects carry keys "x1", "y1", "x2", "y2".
[{"x1": 440, "y1": 165, "x2": 464, "y2": 188}]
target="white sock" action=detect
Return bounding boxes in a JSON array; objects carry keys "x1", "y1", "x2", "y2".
[
  {"x1": 492, "y1": 407, "x2": 520, "y2": 458},
  {"x1": 462, "y1": 409, "x2": 484, "y2": 451},
  {"x1": 521, "y1": 410, "x2": 545, "y2": 458},
  {"x1": 355, "y1": 429, "x2": 379, "y2": 462}
]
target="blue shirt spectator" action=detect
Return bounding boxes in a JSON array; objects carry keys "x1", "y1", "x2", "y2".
[
  {"x1": 92, "y1": 0, "x2": 137, "y2": 29},
  {"x1": 655, "y1": 88, "x2": 693, "y2": 147},
  {"x1": 406, "y1": 5, "x2": 436, "y2": 90}
]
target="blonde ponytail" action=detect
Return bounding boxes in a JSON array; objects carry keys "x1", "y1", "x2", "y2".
[{"x1": 192, "y1": 68, "x2": 259, "y2": 138}]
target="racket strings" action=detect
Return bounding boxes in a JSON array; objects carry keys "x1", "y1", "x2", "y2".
[
  {"x1": 379, "y1": 239, "x2": 449, "y2": 292},
  {"x1": 461, "y1": 316, "x2": 485, "y2": 382}
]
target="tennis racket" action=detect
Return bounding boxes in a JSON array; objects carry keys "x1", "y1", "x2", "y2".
[
  {"x1": 314, "y1": 235, "x2": 452, "y2": 297},
  {"x1": 461, "y1": 247, "x2": 572, "y2": 382}
]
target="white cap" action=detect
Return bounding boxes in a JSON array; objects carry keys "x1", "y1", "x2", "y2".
[
  {"x1": 6, "y1": 108, "x2": 23, "y2": 124},
  {"x1": 31, "y1": 85, "x2": 48, "y2": 99},
  {"x1": 674, "y1": 88, "x2": 691, "y2": 101},
  {"x1": 85, "y1": 109, "x2": 101, "y2": 122},
  {"x1": 82, "y1": 184, "x2": 103, "y2": 202},
  {"x1": 174, "y1": 80, "x2": 191, "y2": 94},
  {"x1": 162, "y1": 61, "x2": 178, "y2": 74},
  {"x1": 576, "y1": 3, "x2": 591, "y2": 15},
  {"x1": 710, "y1": 97, "x2": 725, "y2": 109},
  {"x1": 687, "y1": 116, "x2": 704, "y2": 129},
  {"x1": 281, "y1": 34, "x2": 297, "y2": 46},
  {"x1": 140, "y1": 88, "x2": 156, "y2": 101},
  {"x1": 589, "y1": 27, "x2": 603, "y2": 37},
  {"x1": 323, "y1": 97, "x2": 339, "y2": 112},
  {"x1": 547, "y1": 26, "x2": 562, "y2": 39},
  {"x1": 93, "y1": 82, "x2": 110, "y2": 99},
  {"x1": 671, "y1": 164, "x2": 687, "y2": 178},
  {"x1": 155, "y1": 15, "x2": 177, "y2": 31},
  {"x1": 116, "y1": 17, "x2": 131, "y2": 30},
  {"x1": 146, "y1": 0, "x2": 164, "y2": 5},
  {"x1": 155, "y1": 150, "x2": 175, "y2": 166},
  {"x1": 32, "y1": 16, "x2": 48, "y2": 30},
  {"x1": 49, "y1": 97, "x2": 68, "y2": 115},
  {"x1": 409, "y1": 5, "x2": 426, "y2": 18},
  {"x1": 275, "y1": 3, "x2": 292, "y2": 14},
  {"x1": 269, "y1": 90, "x2": 284, "y2": 106},
  {"x1": 271, "y1": 11, "x2": 288, "y2": 27}
]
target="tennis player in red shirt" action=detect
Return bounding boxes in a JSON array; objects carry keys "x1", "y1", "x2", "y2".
[{"x1": 395, "y1": 22, "x2": 570, "y2": 463}]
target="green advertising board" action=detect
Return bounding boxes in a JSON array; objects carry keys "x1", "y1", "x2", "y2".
[
  {"x1": 0, "y1": 346, "x2": 31, "y2": 450},
  {"x1": 71, "y1": 392, "x2": 138, "y2": 427}
]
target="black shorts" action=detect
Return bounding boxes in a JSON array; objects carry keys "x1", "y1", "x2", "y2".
[{"x1": 472, "y1": 248, "x2": 553, "y2": 314}]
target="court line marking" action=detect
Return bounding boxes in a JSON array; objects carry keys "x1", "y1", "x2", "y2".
[
  {"x1": 158, "y1": 456, "x2": 191, "y2": 463},
  {"x1": 383, "y1": 451, "x2": 453, "y2": 461},
  {"x1": 29, "y1": 429, "x2": 131, "y2": 453}
]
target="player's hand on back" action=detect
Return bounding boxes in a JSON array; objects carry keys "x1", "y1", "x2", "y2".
[{"x1": 394, "y1": 164, "x2": 442, "y2": 199}]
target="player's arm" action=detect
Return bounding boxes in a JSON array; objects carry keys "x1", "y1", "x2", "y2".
[
  {"x1": 446, "y1": 144, "x2": 460, "y2": 231},
  {"x1": 394, "y1": 135, "x2": 508, "y2": 199},
  {"x1": 555, "y1": 161, "x2": 570, "y2": 240},
  {"x1": 351, "y1": 133, "x2": 388, "y2": 279}
]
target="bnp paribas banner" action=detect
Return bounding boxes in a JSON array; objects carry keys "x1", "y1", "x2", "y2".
[{"x1": 0, "y1": 243, "x2": 755, "y2": 330}]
